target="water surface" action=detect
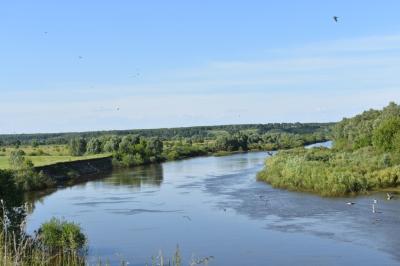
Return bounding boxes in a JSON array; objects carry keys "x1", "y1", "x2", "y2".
[{"x1": 27, "y1": 148, "x2": 400, "y2": 265}]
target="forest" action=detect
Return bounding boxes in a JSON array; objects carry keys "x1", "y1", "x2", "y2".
[{"x1": 0, "y1": 123, "x2": 331, "y2": 146}]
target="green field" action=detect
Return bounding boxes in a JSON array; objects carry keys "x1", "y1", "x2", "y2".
[{"x1": 0, "y1": 153, "x2": 111, "y2": 169}]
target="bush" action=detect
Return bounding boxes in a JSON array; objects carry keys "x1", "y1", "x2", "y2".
[{"x1": 39, "y1": 218, "x2": 86, "y2": 253}]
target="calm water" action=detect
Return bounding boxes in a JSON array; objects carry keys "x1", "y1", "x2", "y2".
[{"x1": 27, "y1": 146, "x2": 400, "y2": 265}]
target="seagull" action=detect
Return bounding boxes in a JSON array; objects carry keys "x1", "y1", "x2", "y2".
[
  {"x1": 333, "y1": 16, "x2": 339, "y2": 22},
  {"x1": 346, "y1": 202, "x2": 355, "y2": 205}
]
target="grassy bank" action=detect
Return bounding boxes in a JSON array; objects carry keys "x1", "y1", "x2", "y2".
[
  {"x1": 0, "y1": 144, "x2": 111, "y2": 169},
  {"x1": 257, "y1": 102, "x2": 400, "y2": 196},
  {"x1": 0, "y1": 154, "x2": 111, "y2": 169},
  {"x1": 257, "y1": 146, "x2": 400, "y2": 196}
]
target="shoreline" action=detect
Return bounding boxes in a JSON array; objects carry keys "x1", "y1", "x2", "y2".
[{"x1": 29, "y1": 140, "x2": 329, "y2": 193}]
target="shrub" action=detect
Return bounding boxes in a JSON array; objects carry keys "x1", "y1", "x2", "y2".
[{"x1": 39, "y1": 218, "x2": 86, "y2": 253}]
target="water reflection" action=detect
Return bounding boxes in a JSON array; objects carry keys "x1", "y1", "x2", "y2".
[{"x1": 103, "y1": 164, "x2": 164, "y2": 188}]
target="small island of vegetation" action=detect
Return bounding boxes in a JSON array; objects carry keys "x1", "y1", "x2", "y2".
[{"x1": 257, "y1": 102, "x2": 400, "y2": 196}]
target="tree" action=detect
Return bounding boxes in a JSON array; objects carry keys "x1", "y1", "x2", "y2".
[
  {"x1": 8, "y1": 149, "x2": 52, "y2": 191},
  {"x1": 0, "y1": 170, "x2": 25, "y2": 235},
  {"x1": 31, "y1": 139, "x2": 39, "y2": 148},
  {"x1": 9, "y1": 149, "x2": 27, "y2": 169},
  {"x1": 14, "y1": 140, "x2": 21, "y2": 148},
  {"x1": 86, "y1": 138, "x2": 102, "y2": 154},
  {"x1": 373, "y1": 116, "x2": 400, "y2": 152},
  {"x1": 103, "y1": 136, "x2": 121, "y2": 152},
  {"x1": 147, "y1": 137, "x2": 163, "y2": 158},
  {"x1": 69, "y1": 138, "x2": 87, "y2": 156},
  {"x1": 118, "y1": 135, "x2": 140, "y2": 154}
]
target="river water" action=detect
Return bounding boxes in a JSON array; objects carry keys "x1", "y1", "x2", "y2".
[{"x1": 26, "y1": 144, "x2": 400, "y2": 265}]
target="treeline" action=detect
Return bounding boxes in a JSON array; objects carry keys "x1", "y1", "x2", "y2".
[
  {"x1": 66, "y1": 131, "x2": 328, "y2": 167},
  {"x1": 258, "y1": 102, "x2": 400, "y2": 196},
  {"x1": 0, "y1": 123, "x2": 332, "y2": 146}
]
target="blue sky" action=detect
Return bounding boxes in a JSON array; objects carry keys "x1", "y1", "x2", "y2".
[{"x1": 1, "y1": 0, "x2": 400, "y2": 133}]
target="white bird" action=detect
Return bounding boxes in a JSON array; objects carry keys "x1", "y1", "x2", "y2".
[
  {"x1": 346, "y1": 202, "x2": 355, "y2": 205},
  {"x1": 387, "y1": 193, "x2": 393, "y2": 200}
]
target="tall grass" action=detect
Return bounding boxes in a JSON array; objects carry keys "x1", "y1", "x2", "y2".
[
  {"x1": 0, "y1": 200, "x2": 86, "y2": 266},
  {"x1": 257, "y1": 147, "x2": 400, "y2": 196}
]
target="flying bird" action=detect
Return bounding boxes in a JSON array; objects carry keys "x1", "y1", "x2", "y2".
[
  {"x1": 182, "y1": 215, "x2": 192, "y2": 221},
  {"x1": 333, "y1": 16, "x2": 339, "y2": 22}
]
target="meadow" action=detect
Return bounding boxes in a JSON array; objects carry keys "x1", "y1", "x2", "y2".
[{"x1": 0, "y1": 145, "x2": 111, "y2": 169}]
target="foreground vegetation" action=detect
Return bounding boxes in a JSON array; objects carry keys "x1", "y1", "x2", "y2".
[
  {"x1": 258, "y1": 102, "x2": 400, "y2": 196},
  {"x1": 0, "y1": 201, "x2": 189, "y2": 266}
]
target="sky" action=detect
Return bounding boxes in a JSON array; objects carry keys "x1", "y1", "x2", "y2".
[{"x1": 1, "y1": 0, "x2": 400, "y2": 134}]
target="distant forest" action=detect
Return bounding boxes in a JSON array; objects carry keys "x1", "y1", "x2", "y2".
[{"x1": 0, "y1": 123, "x2": 333, "y2": 146}]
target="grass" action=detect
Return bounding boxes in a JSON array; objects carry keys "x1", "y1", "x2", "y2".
[
  {"x1": 0, "y1": 153, "x2": 111, "y2": 170},
  {"x1": 257, "y1": 146, "x2": 400, "y2": 196},
  {"x1": 0, "y1": 144, "x2": 69, "y2": 156}
]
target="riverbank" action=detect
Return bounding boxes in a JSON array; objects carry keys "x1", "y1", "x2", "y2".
[
  {"x1": 31, "y1": 140, "x2": 329, "y2": 191},
  {"x1": 257, "y1": 146, "x2": 400, "y2": 196},
  {"x1": 0, "y1": 153, "x2": 111, "y2": 170},
  {"x1": 35, "y1": 156, "x2": 113, "y2": 186}
]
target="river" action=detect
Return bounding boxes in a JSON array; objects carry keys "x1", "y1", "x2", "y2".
[{"x1": 26, "y1": 143, "x2": 400, "y2": 265}]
